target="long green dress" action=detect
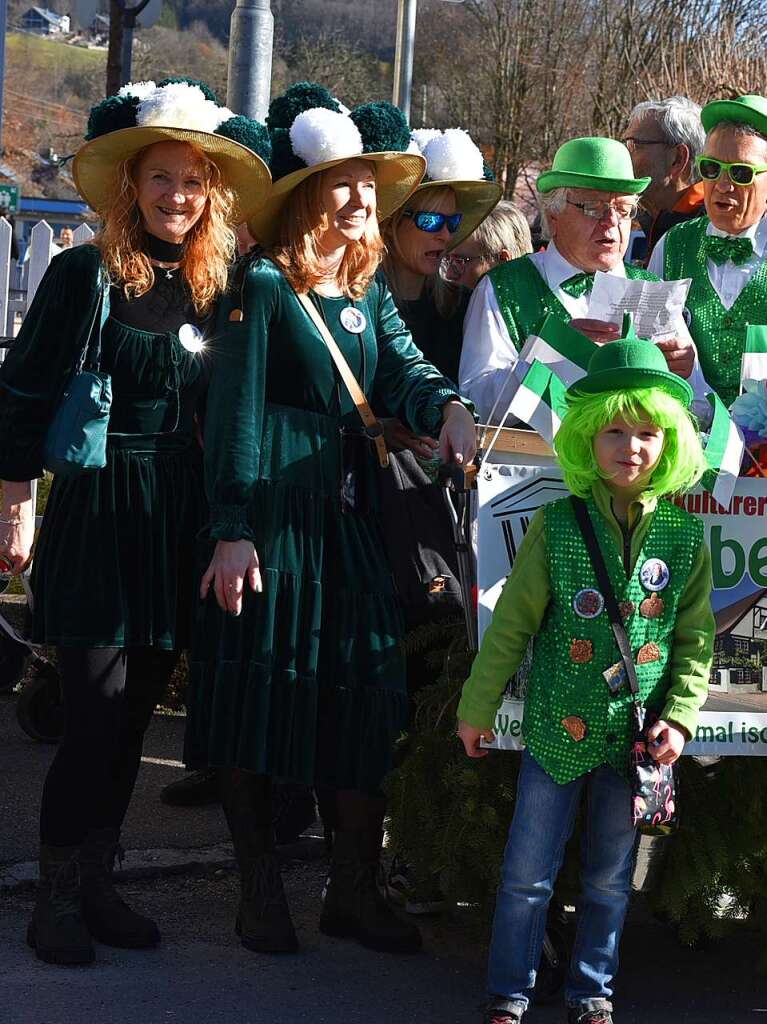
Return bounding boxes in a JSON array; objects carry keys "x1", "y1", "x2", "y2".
[
  {"x1": 185, "y1": 256, "x2": 468, "y2": 790},
  {"x1": 0, "y1": 244, "x2": 207, "y2": 650}
]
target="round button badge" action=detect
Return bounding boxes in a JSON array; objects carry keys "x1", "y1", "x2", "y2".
[
  {"x1": 339, "y1": 306, "x2": 367, "y2": 334},
  {"x1": 178, "y1": 323, "x2": 205, "y2": 353},
  {"x1": 573, "y1": 588, "x2": 604, "y2": 619},
  {"x1": 639, "y1": 558, "x2": 670, "y2": 592}
]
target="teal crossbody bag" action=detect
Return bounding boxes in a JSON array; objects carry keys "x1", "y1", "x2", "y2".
[{"x1": 43, "y1": 272, "x2": 112, "y2": 477}]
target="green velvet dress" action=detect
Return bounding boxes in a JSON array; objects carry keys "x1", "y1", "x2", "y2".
[
  {"x1": 185, "y1": 257, "x2": 465, "y2": 790},
  {"x1": 0, "y1": 244, "x2": 208, "y2": 650}
]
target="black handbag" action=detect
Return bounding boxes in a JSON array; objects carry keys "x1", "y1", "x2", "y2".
[{"x1": 571, "y1": 497, "x2": 679, "y2": 835}]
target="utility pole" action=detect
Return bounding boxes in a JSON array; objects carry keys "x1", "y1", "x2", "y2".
[
  {"x1": 392, "y1": 0, "x2": 417, "y2": 121},
  {"x1": 226, "y1": 0, "x2": 273, "y2": 121},
  {"x1": 106, "y1": 0, "x2": 153, "y2": 95},
  {"x1": 0, "y1": 0, "x2": 6, "y2": 154}
]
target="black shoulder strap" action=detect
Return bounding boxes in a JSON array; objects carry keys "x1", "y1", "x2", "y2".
[{"x1": 570, "y1": 496, "x2": 640, "y2": 700}]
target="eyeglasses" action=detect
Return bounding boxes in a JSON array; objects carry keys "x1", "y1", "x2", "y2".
[
  {"x1": 441, "y1": 253, "x2": 492, "y2": 269},
  {"x1": 622, "y1": 136, "x2": 669, "y2": 152},
  {"x1": 402, "y1": 210, "x2": 463, "y2": 233},
  {"x1": 566, "y1": 198, "x2": 639, "y2": 221},
  {"x1": 696, "y1": 156, "x2": 767, "y2": 186}
]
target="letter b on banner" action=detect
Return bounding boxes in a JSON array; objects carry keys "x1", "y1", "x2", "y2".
[{"x1": 711, "y1": 527, "x2": 746, "y2": 589}]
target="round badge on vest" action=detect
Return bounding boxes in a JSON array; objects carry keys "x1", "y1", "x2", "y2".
[
  {"x1": 178, "y1": 323, "x2": 205, "y2": 353},
  {"x1": 573, "y1": 588, "x2": 604, "y2": 619},
  {"x1": 639, "y1": 558, "x2": 670, "y2": 592},
  {"x1": 339, "y1": 306, "x2": 367, "y2": 334}
]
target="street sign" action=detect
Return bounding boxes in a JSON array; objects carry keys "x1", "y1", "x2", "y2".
[
  {"x1": 71, "y1": 0, "x2": 163, "y2": 31},
  {"x1": 0, "y1": 184, "x2": 20, "y2": 214}
]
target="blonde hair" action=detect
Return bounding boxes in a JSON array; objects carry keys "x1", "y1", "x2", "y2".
[
  {"x1": 382, "y1": 185, "x2": 463, "y2": 318},
  {"x1": 470, "y1": 200, "x2": 532, "y2": 260},
  {"x1": 95, "y1": 142, "x2": 236, "y2": 316},
  {"x1": 270, "y1": 164, "x2": 384, "y2": 299}
]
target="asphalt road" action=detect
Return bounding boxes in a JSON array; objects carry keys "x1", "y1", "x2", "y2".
[{"x1": 0, "y1": 692, "x2": 229, "y2": 864}]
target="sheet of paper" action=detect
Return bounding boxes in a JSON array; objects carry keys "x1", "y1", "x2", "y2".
[{"x1": 586, "y1": 273, "x2": 691, "y2": 341}]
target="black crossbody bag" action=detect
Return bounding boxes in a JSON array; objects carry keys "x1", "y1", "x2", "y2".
[{"x1": 571, "y1": 497, "x2": 679, "y2": 835}]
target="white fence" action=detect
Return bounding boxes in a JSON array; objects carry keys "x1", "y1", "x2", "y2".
[{"x1": 0, "y1": 218, "x2": 95, "y2": 359}]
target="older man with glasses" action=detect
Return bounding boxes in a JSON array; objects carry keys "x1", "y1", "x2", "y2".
[
  {"x1": 623, "y1": 96, "x2": 706, "y2": 258},
  {"x1": 648, "y1": 94, "x2": 767, "y2": 407},
  {"x1": 460, "y1": 137, "x2": 697, "y2": 423}
]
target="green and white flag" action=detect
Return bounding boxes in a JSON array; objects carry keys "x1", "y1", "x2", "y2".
[
  {"x1": 741, "y1": 325, "x2": 767, "y2": 388},
  {"x1": 517, "y1": 313, "x2": 597, "y2": 386},
  {"x1": 702, "y1": 392, "x2": 745, "y2": 508},
  {"x1": 506, "y1": 359, "x2": 568, "y2": 447}
]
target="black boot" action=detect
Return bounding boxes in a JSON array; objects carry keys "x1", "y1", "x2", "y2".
[
  {"x1": 27, "y1": 845, "x2": 95, "y2": 966},
  {"x1": 220, "y1": 769, "x2": 298, "y2": 954},
  {"x1": 319, "y1": 829, "x2": 422, "y2": 954},
  {"x1": 79, "y1": 827, "x2": 160, "y2": 949}
]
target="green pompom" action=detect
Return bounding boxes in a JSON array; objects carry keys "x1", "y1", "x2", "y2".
[
  {"x1": 216, "y1": 117, "x2": 272, "y2": 164},
  {"x1": 85, "y1": 94, "x2": 139, "y2": 141},
  {"x1": 350, "y1": 102, "x2": 411, "y2": 153},
  {"x1": 269, "y1": 127, "x2": 306, "y2": 180},
  {"x1": 157, "y1": 76, "x2": 220, "y2": 104},
  {"x1": 483, "y1": 160, "x2": 496, "y2": 182},
  {"x1": 266, "y1": 82, "x2": 340, "y2": 131}
]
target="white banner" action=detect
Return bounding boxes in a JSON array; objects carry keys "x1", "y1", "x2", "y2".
[{"x1": 476, "y1": 463, "x2": 767, "y2": 756}]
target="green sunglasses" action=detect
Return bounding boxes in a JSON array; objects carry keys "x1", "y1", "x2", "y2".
[{"x1": 697, "y1": 156, "x2": 767, "y2": 186}]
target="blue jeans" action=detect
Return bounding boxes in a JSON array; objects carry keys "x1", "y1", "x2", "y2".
[{"x1": 487, "y1": 750, "x2": 637, "y2": 1010}]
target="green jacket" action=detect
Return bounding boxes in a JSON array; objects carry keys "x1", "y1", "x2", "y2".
[{"x1": 458, "y1": 481, "x2": 715, "y2": 748}]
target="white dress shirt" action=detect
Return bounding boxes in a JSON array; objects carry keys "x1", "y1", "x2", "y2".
[
  {"x1": 648, "y1": 215, "x2": 767, "y2": 311},
  {"x1": 459, "y1": 244, "x2": 627, "y2": 424}
]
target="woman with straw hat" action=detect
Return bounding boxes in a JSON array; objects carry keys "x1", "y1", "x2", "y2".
[
  {"x1": 186, "y1": 82, "x2": 476, "y2": 957},
  {"x1": 0, "y1": 77, "x2": 271, "y2": 966}
]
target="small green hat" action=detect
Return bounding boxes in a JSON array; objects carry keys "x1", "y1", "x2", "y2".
[
  {"x1": 566, "y1": 314, "x2": 693, "y2": 407},
  {"x1": 537, "y1": 137, "x2": 650, "y2": 195},
  {"x1": 701, "y1": 94, "x2": 767, "y2": 139}
]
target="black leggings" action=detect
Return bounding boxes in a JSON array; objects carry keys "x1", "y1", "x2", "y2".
[{"x1": 39, "y1": 646, "x2": 178, "y2": 847}]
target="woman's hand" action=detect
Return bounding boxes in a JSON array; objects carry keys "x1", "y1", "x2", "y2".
[
  {"x1": 457, "y1": 719, "x2": 495, "y2": 758},
  {"x1": 200, "y1": 539, "x2": 262, "y2": 616},
  {"x1": 381, "y1": 417, "x2": 439, "y2": 459},
  {"x1": 438, "y1": 401, "x2": 477, "y2": 466},
  {"x1": 646, "y1": 719, "x2": 686, "y2": 765},
  {"x1": 0, "y1": 481, "x2": 35, "y2": 575}
]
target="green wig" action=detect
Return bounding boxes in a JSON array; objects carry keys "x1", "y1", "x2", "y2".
[{"x1": 555, "y1": 386, "x2": 707, "y2": 498}]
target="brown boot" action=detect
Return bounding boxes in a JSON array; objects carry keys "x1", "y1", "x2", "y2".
[
  {"x1": 319, "y1": 829, "x2": 422, "y2": 954},
  {"x1": 27, "y1": 845, "x2": 95, "y2": 966},
  {"x1": 220, "y1": 769, "x2": 298, "y2": 954},
  {"x1": 79, "y1": 827, "x2": 160, "y2": 949}
]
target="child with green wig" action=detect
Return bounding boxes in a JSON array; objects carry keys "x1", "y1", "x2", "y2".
[{"x1": 457, "y1": 323, "x2": 715, "y2": 1024}]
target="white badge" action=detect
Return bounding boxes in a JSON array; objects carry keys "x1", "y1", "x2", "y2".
[
  {"x1": 639, "y1": 558, "x2": 670, "y2": 592},
  {"x1": 339, "y1": 306, "x2": 367, "y2": 334},
  {"x1": 178, "y1": 323, "x2": 205, "y2": 353}
]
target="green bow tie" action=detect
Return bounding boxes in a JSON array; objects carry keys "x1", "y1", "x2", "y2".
[
  {"x1": 703, "y1": 234, "x2": 754, "y2": 266},
  {"x1": 560, "y1": 272, "x2": 594, "y2": 298}
]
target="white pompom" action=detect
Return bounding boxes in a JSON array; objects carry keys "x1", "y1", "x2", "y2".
[
  {"x1": 119, "y1": 80, "x2": 156, "y2": 102},
  {"x1": 410, "y1": 128, "x2": 441, "y2": 154},
  {"x1": 290, "y1": 108, "x2": 363, "y2": 166},
  {"x1": 137, "y1": 82, "x2": 224, "y2": 134},
  {"x1": 423, "y1": 128, "x2": 485, "y2": 181},
  {"x1": 211, "y1": 105, "x2": 236, "y2": 130}
]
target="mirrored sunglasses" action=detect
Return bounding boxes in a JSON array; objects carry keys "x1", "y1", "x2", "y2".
[
  {"x1": 697, "y1": 156, "x2": 767, "y2": 186},
  {"x1": 403, "y1": 210, "x2": 463, "y2": 233}
]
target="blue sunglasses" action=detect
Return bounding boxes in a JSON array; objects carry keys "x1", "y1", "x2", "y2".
[{"x1": 403, "y1": 210, "x2": 463, "y2": 234}]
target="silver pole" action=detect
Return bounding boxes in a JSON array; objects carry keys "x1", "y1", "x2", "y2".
[
  {"x1": 0, "y1": 0, "x2": 7, "y2": 153},
  {"x1": 227, "y1": 0, "x2": 274, "y2": 122},
  {"x1": 392, "y1": 0, "x2": 417, "y2": 120}
]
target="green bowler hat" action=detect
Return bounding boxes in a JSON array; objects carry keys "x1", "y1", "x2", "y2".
[
  {"x1": 701, "y1": 94, "x2": 767, "y2": 138},
  {"x1": 567, "y1": 314, "x2": 693, "y2": 407},
  {"x1": 537, "y1": 137, "x2": 650, "y2": 195}
]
